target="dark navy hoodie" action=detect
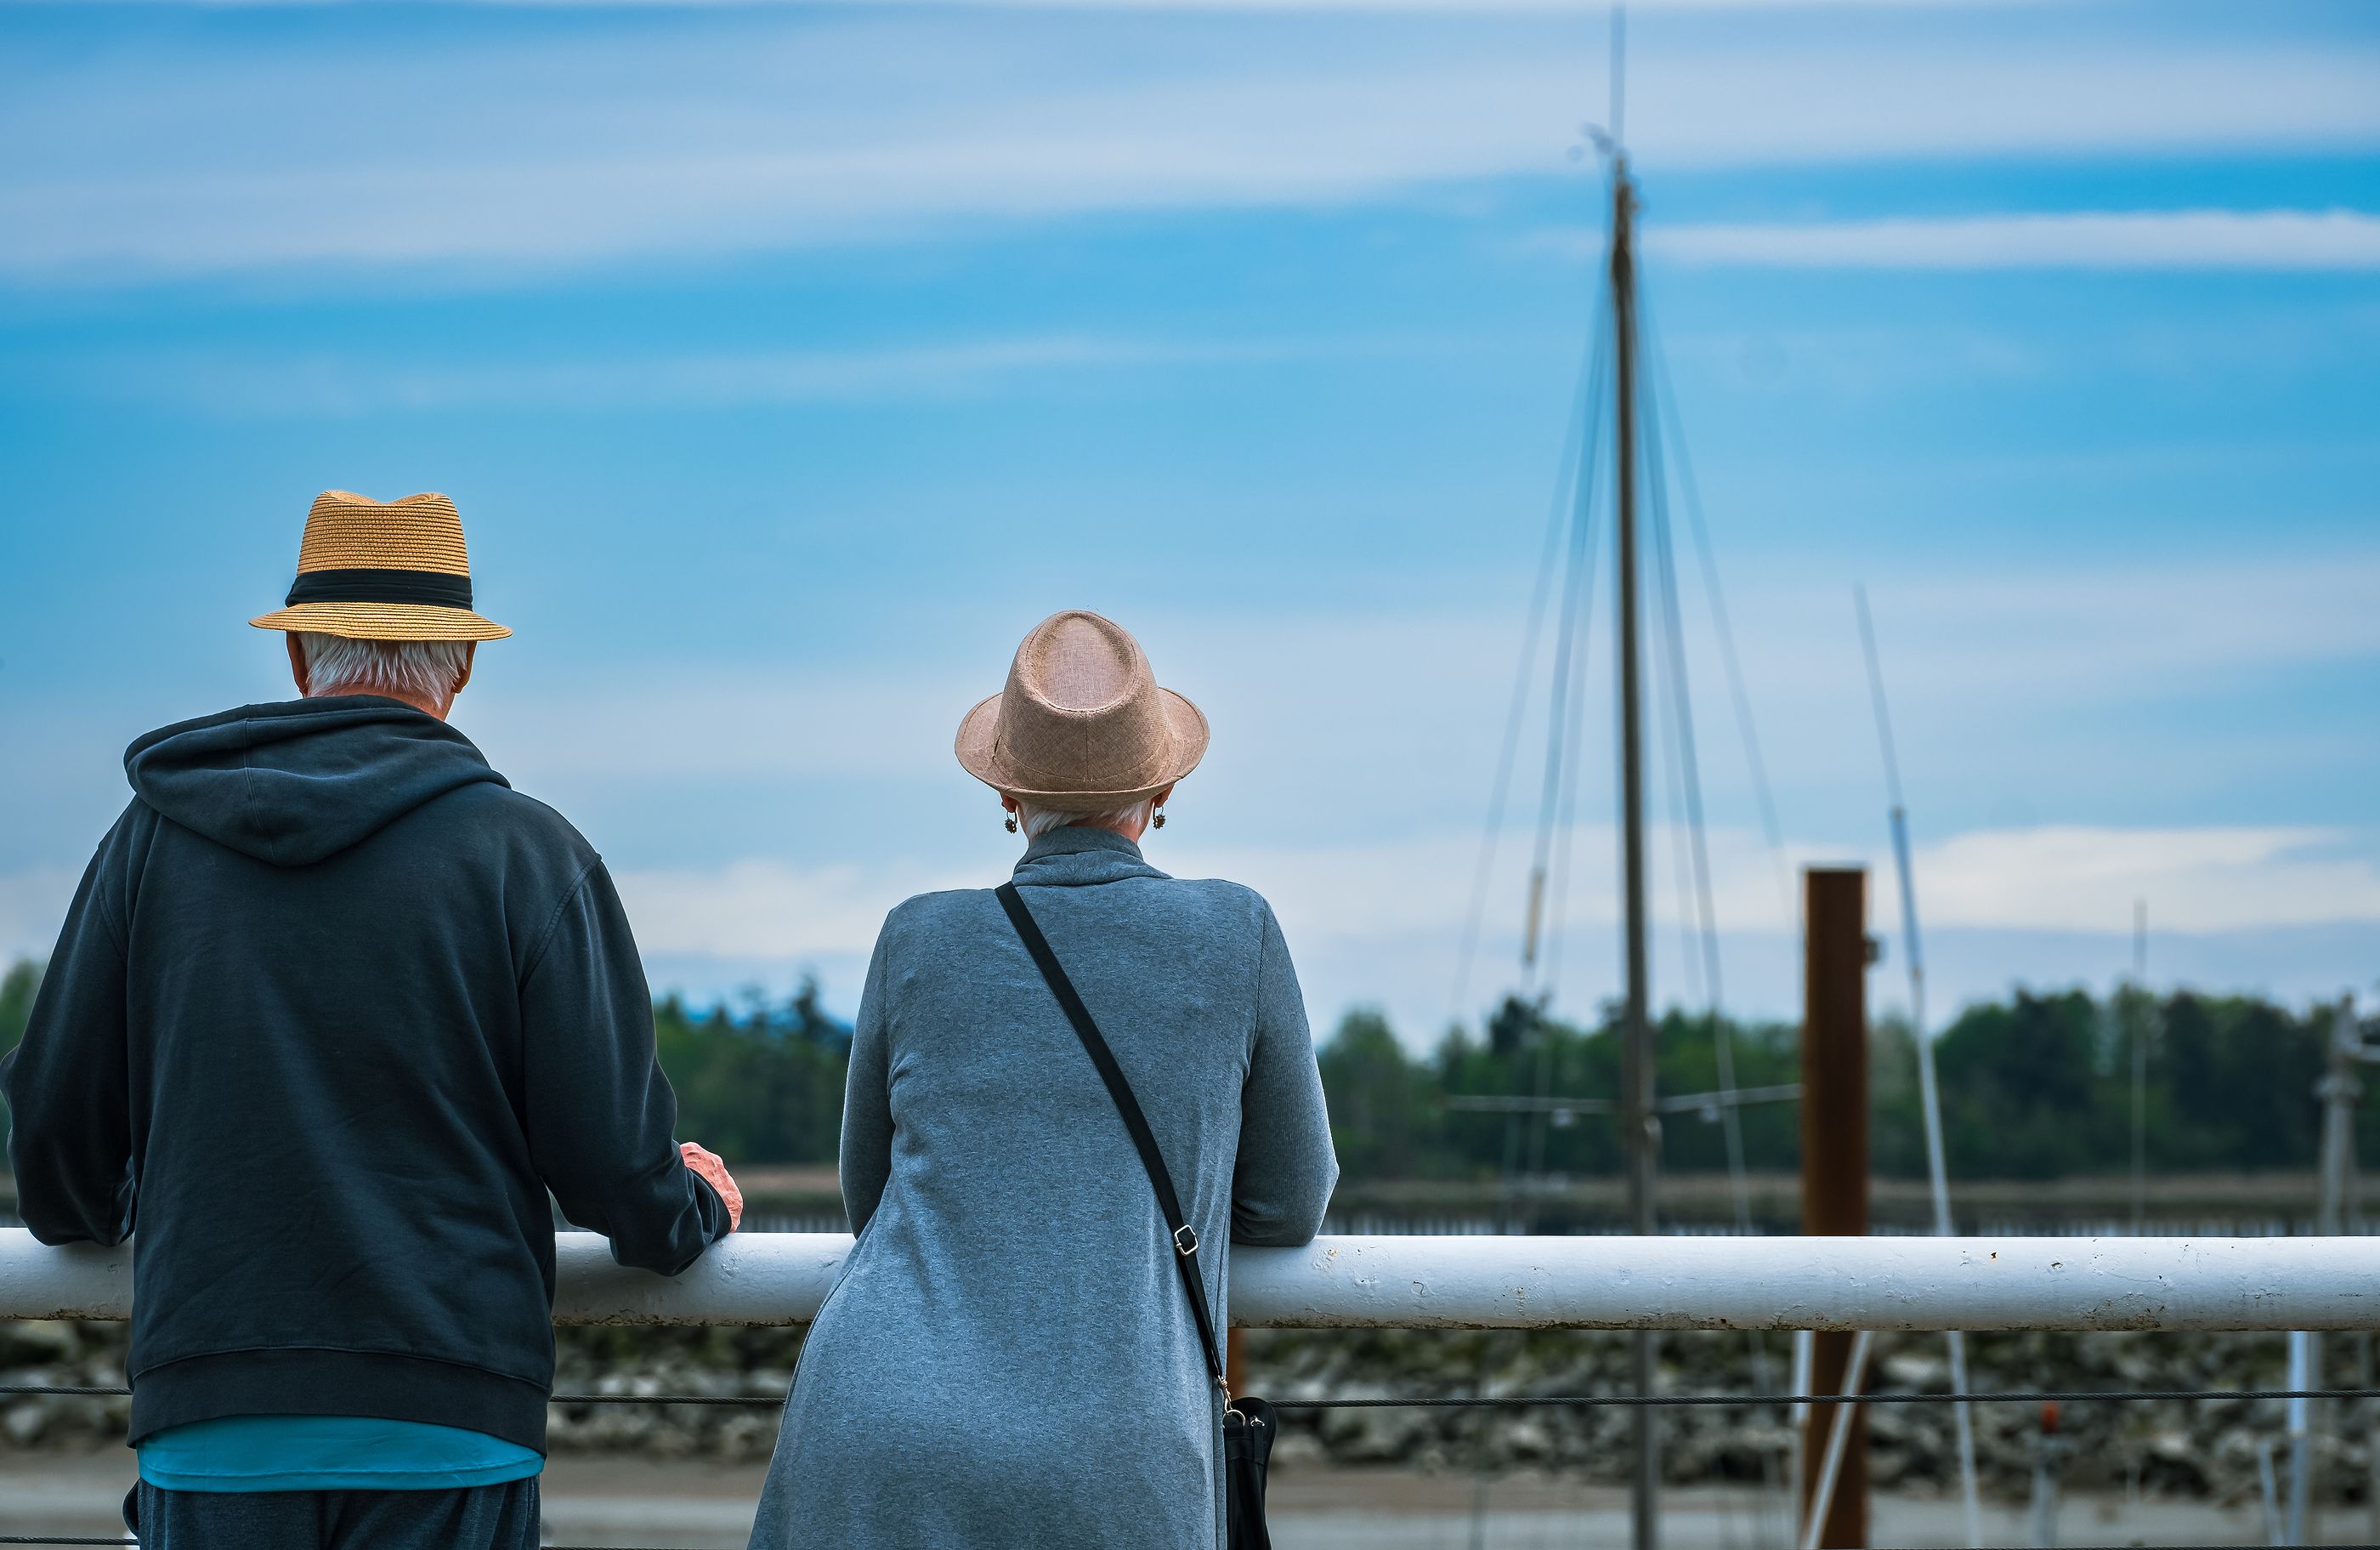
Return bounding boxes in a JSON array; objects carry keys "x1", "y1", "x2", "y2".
[{"x1": 0, "y1": 697, "x2": 729, "y2": 1452}]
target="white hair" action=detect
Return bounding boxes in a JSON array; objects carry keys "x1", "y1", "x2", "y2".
[
  {"x1": 297, "y1": 632, "x2": 472, "y2": 703},
  {"x1": 1016, "y1": 798, "x2": 1154, "y2": 842}
]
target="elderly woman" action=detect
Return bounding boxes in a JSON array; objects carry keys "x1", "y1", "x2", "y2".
[{"x1": 748, "y1": 610, "x2": 1338, "y2": 1550}]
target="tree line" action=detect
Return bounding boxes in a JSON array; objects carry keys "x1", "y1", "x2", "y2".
[
  {"x1": 1, "y1": 956, "x2": 2370, "y2": 1179},
  {"x1": 1322, "y1": 986, "x2": 2376, "y2": 1182}
]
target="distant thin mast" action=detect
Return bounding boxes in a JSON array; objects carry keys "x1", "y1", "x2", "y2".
[{"x1": 1856, "y1": 583, "x2": 1983, "y2": 1546}]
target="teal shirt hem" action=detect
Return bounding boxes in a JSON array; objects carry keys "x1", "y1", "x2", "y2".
[{"x1": 136, "y1": 1415, "x2": 544, "y2": 1494}]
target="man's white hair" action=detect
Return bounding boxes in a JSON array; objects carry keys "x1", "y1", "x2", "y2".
[
  {"x1": 1016, "y1": 798, "x2": 1154, "y2": 842},
  {"x1": 297, "y1": 632, "x2": 471, "y2": 702}
]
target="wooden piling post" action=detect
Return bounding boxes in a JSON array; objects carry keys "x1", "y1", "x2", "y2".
[{"x1": 1800, "y1": 866, "x2": 1870, "y2": 1547}]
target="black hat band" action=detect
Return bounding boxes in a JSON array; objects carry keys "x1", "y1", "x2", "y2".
[{"x1": 286, "y1": 568, "x2": 473, "y2": 610}]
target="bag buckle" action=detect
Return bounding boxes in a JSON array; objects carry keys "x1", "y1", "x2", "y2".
[{"x1": 1174, "y1": 1224, "x2": 1199, "y2": 1256}]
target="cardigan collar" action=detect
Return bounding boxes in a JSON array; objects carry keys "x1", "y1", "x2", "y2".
[{"x1": 1011, "y1": 825, "x2": 1170, "y2": 889}]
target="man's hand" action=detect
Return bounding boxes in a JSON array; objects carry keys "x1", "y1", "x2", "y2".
[{"x1": 680, "y1": 1142, "x2": 744, "y2": 1233}]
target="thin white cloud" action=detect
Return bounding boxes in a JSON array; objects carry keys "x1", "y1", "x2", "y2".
[
  {"x1": 613, "y1": 858, "x2": 973, "y2": 959},
  {"x1": 3, "y1": 16, "x2": 2375, "y2": 285},
  {"x1": 1178, "y1": 823, "x2": 2380, "y2": 947},
  {"x1": 469, "y1": 667, "x2": 971, "y2": 786},
  {"x1": 1725, "y1": 550, "x2": 2380, "y2": 711},
  {"x1": 1915, "y1": 826, "x2": 2380, "y2": 934},
  {"x1": 55, "y1": 336, "x2": 1284, "y2": 417},
  {"x1": 1626, "y1": 209, "x2": 2380, "y2": 270}
]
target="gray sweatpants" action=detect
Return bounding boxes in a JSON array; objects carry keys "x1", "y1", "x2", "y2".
[{"x1": 126, "y1": 1478, "x2": 540, "y2": 1550}]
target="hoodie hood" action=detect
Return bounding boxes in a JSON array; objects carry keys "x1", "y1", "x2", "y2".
[{"x1": 126, "y1": 697, "x2": 510, "y2": 867}]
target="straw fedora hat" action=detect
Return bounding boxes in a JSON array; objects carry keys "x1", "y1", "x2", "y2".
[
  {"x1": 248, "y1": 491, "x2": 512, "y2": 642},
  {"x1": 956, "y1": 610, "x2": 1208, "y2": 807}
]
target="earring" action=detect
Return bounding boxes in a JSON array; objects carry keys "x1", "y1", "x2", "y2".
[
  {"x1": 1153, "y1": 808, "x2": 1167, "y2": 829},
  {"x1": 1004, "y1": 812, "x2": 1019, "y2": 834}
]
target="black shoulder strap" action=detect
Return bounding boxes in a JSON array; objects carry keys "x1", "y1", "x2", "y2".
[{"x1": 995, "y1": 881, "x2": 1231, "y2": 1400}]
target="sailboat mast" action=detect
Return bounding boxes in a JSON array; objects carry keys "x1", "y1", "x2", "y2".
[
  {"x1": 1610, "y1": 151, "x2": 1662, "y2": 1550},
  {"x1": 1612, "y1": 162, "x2": 1653, "y2": 1235}
]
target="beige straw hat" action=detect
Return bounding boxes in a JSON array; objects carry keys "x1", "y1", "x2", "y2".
[
  {"x1": 248, "y1": 491, "x2": 512, "y2": 642},
  {"x1": 956, "y1": 610, "x2": 1208, "y2": 807}
]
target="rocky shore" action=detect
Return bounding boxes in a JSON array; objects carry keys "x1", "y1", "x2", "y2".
[{"x1": 8, "y1": 1319, "x2": 2373, "y2": 1507}]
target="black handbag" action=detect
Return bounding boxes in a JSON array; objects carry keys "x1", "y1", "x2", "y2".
[{"x1": 995, "y1": 882, "x2": 1275, "y2": 1550}]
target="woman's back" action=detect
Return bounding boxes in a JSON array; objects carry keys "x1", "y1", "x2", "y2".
[{"x1": 750, "y1": 826, "x2": 1337, "y2": 1550}]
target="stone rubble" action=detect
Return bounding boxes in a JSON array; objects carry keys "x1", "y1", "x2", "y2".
[{"x1": 4, "y1": 1319, "x2": 2372, "y2": 1505}]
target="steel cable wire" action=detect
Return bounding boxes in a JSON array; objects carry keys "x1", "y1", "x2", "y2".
[
  {"x1": 8, "y1": 1384, "x2": 2377, "y2": 1408},
  {"x1": 0, "y1": 1540, "x2": 2331, "y2": 1549}
]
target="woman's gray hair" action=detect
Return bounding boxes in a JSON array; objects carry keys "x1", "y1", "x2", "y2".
[
  {"x1": 1015, "y1": 798, "x2": 1154, "y2": 843},
  {"x1": 296, "y1": 632, "x2": 471, "y2": 702}
]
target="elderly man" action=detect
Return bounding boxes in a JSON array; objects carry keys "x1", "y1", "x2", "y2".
[{"x1": 0, "y1": 491, "x2": 743, "y2": 1550}]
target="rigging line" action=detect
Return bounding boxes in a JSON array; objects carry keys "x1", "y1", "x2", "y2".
[
  {"x1": 1536, "y1": 465, "x2": 1603, "y2": 996},
  {"x1": 1448, "y1": 309, "x2": 1606, "y2": 1031},
  {"x1": 1640, "y1": 405, "x2": 1706, "y2": 1019},
  {"x1": 1496, "y1": 300, "x2": 1610, "y2": 1232},
  {"x1": 1532, "y1": 411, "x2": 1608, "y2": 1014},
  {"x1": 1640, "y1": 345, "x2": 1750, "y2": 1235},
  {"x1": 1526, "y1": 313, "x2": 1613, "y2": 997},
  {"x1": 1639, "y1": 292, "x2": 1794, "y2": 929},
  {"x1": 1499, "y1": 125, "x2": 1618, "y2": 1242},
  {"x1": 1646, "y1": 488, "x2": 1712, "y2": 1058},
  {"x1": 1652, "y1": 606, "x2": 1706, "y2": 1016},
  {"x1": 1523, "y1": 381, "x2": 1610, "y2": 1202},
  {"x1": 1523, "y1": 331, "x2": 1610, "y2": 986},
  {"x1": 1526, "y1": 580, "x2": 1596, "y2": 1189},
  {"x1": 1636, "y1": 386, "x2": 1703, "y2": 1022}
]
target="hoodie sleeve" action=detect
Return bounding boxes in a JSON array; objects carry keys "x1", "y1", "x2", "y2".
[
  {"x1": 1230, "y1": 900, "x2": 1339, "y2": 1247},
  {"x1": 1, "y1": 828, "x2": 137, "y2": 1247},
  {"x1": 518, "y1": 860, "x2": 729, "y2": 1275}
]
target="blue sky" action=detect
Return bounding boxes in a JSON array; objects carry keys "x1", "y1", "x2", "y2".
[{"x1": 2, "y1": 0, "x2": 2375, "y2": 1046}]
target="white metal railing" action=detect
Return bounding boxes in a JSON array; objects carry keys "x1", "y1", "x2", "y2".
[{"x1": 7, "y1": 1228, "x2": 2378, "y2": 1331}]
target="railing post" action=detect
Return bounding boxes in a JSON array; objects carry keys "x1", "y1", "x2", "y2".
[{"x1": 1800, "y1": 866, "x2": 1870, "y2": 1547}]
